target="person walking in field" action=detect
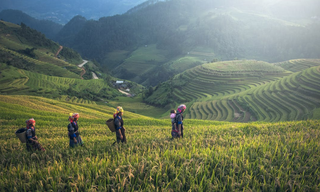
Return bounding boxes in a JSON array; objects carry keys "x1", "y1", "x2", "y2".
[
  {"x1": 113, "y1": 106, "x2": 127, "y2": 144},
  {"x1": 68, "y1": 113, "x2": 84, "y2": 147},
  {"x1": 170, "y1": 109, "x2": 179, "y2": 138},
  {"x1": 25, "y1": 118, "x2": 45, "y2": 151},
  {"x1": 172, "y1": 104, "x2": 186, "y2": 138}
]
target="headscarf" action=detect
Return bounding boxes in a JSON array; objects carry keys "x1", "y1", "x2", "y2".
[
  {"x1": 69, "y1": 113, "x2": 79, "y2": 122},
  {"x1": 26, "y1": 118, "x2": 35, "y2": 129},
  {"x1": 113, "y1": 106, "x2": 124, "y2": 118},
  {"x1": 177, "y1": 104, "x2": 186, "y2": 113}
]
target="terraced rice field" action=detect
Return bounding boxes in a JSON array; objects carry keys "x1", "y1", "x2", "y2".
[
  {"x1": 275, "y1": 59, "x2": 320, "y2": 72},
  {"x1": 171, "y1": 60, "x2": 288, "y2": 103},
  {"x1": 186, "y1": 64, "x2": 320, "y2": 122}
]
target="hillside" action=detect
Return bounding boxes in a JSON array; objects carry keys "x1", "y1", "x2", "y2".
[
  {"x1": 0, "y1": 64, "x2": 121, "y2": 101},
  {"x1": 0, "y1": 20, "x2": 128, "y2": 102},
  {"x1": 145, "y1": 59, "x2": 320, "y2": 122},
  {"x1": 0, "y1": 20, "x2": 82, "y2": 68},
  {"x1": 1, "y1": 94, "x2": 320, "y2": 191}
]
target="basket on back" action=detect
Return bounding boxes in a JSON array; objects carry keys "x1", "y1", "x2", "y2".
[
  {"x1": 15, "y1": 128, "x2": 27, "y2": 143},
  {"x1": 106, "y1": 119, "x2": 116, "y2": 132}
]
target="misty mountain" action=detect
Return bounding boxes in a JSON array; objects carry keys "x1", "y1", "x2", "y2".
[
  {"x1": 54, "y1": 0, "x2": 320, "y2": 86},
  {"x1": 0, "y1": 10, "x2": 63, "y2": 40},
  {"x1": 0, "y1": 0, "x2": 147, "y2": 24}
]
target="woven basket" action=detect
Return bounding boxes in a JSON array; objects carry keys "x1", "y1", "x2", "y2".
[
  {"x1": 106, "y1": 118, "x2": 116, "y2": 132},
  {"x1": 15, "y1": 128, "x2": 27, "y2": 143}
]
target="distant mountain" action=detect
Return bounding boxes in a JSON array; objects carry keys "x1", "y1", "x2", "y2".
[
  {"x1": 0, "y1": 9, "x2": 63, "y2": 39},
  {"x1": 55, "y1": 15, "x2": 87, "y2": 46},
  {"x1": 0, "y1": 0, "x2": 147, "y2": 24},
  {"x1": 56, "y1": 0, "x2": 320, "y2": 86}
]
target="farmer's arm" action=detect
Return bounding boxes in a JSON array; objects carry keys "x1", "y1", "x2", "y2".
[
  {"x1": 26, "y1": 129, "x2": 38, "y2": 143},
  {"x1": 177, "y1": 114, "x2": 182, "y2": 135}
]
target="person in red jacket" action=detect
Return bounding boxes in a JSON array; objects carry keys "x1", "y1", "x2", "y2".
[{"x1": 25, "y1": 118, "x2": 45, "y2": 151}]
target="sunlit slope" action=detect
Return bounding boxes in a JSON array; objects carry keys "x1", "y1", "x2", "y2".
[
  {"x1": 0, "y1": 95, "x2": 145, "y2": 121},
  {"x1": 0, "y1": 96, "x2": 319, "y2": 191},
  {"x1": 186, "y1": 65, "x2": 320, "y2": 122},
  {"x1": 0, "y1": 64, "x2": 120, "y2": 100},
  {"x1": 146, "y1": 60, "x2": 289, "y2": 106}
]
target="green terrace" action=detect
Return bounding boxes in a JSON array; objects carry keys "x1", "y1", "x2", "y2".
[
  {"x1": 274, "y1": 59, "x2": 320, "y2": 72},
  {"x1": 170, "y1": 60, "x2": 289, "y2": 102},
  {"x1": 185, "y1": 65, "x2": 320, "y2": 122}
]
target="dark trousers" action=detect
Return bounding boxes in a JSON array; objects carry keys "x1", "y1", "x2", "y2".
[
  {"x1": 113, "y1": 127, "x2": 126, "y2": 144},
  {"x1": 26, "y1": 140, "x2": 45, "y2": 151},
  {"x1": 172, "y1": 128, "x2": 183, "y2": 138}
]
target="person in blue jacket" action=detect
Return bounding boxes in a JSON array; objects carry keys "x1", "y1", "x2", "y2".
[
  {"x1": 25, "y1": 118, "x2": 45, "y2": 151},
  {"x1": 68, "y1": 113, "x2": 84, "y2": 147},
  {"x1": 113, "y1": 107, "x2": 127, "y2": 144},
  {"x1": 172, "y1": 104, "x2": 186, "y2": 138}
]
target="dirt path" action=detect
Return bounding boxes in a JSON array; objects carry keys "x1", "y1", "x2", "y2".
[
  {"x1": 118, "y1": 89, "x2": 131, "y2": 96},
  {"x1": 232, "y1": 99, "x2": 256, "y2": 122},
  {"x1": 92, "y1": 72, "x2": 99, "y2": 79},
  {"x1": 77, "y1": 60, "x2": 88, "y2": 79},
  {"x1": 78, "y1": 60, "x2": 88, "y2": 67},
  {"x1": 80, "y1": 68, "x2": 86, "y2": 79},
  {"x1": 55, "y1": 46, "x2": 63, "y2": 57}
]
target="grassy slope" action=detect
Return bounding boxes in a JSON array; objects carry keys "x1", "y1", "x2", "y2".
[
  {"x1": 106, "y1": 94, "x2": 168, "y2": 118},
  {"x1": 0, "y1": 20, "x2": 82, "y2": 65},
  {"x1": 0, "y1": 64, "x2": 120, "y2": 100},
  {"x1": 111, "y1": 45, "x2": 169, "y2": 80},
  {"x1": 109, "y1": 45, "x2": 217, "y2": 85},
  {"x1": 0, "y1": 95, "x2": 320, "y2": 191}
]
